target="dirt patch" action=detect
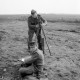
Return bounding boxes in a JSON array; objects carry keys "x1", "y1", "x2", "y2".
[{"x1": 0, "y1": 20, "x2": 80, "y2": 80}]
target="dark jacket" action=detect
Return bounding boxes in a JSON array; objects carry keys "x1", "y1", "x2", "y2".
[
  {"x1": 28, "y1": 14, "x2": 45, "y2": 30},
  {"x1": 22, "y1": 49, "x2": 44, "y2": 66}
]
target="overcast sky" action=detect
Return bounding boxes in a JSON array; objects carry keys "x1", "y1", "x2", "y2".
[{"x1": 0, "y1": 0, "x2": 79, "y2": 14}]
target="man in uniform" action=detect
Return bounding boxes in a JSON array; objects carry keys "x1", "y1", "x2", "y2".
[
  {"x1": 18, "y1": 42, "x2": 44, "y2": 79},
  {"x1": 28, "y1": 9, "x2": 47, "y2": 50}
]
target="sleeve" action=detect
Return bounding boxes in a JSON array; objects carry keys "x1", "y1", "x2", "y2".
[
  {"x1": 40, "y1": 16, "x2": 45, "y2": 23},
  {"x1": 23, "y1": 56, "x2": 33, "y2": 64},
  {"x1": 23, "y1": 54, "x2": 38, "y2": 64},
  {"x1": 39, "y1": 15, "x2": 47, "y2": 25},
  {"x1": 28, "y1": 17, "x2": 36, "y2": 29}
]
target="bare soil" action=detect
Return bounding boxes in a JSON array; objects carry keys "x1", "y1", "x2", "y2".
[{"x1": 0, "y1": 19, "x2": 80, "y2": 80}]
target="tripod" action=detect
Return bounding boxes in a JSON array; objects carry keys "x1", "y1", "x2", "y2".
[{"x1": 41, "y1": 25, "x2": 52, "y2": 56}]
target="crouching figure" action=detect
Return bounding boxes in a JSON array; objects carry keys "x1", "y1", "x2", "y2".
[{"x1": 18, "y1": 42, "x2": 44, "y2": 79}]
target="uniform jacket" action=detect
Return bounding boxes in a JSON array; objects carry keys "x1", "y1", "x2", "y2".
[
  {"x1": 22, "y1": 49, "x2": 44, "y2": 66},
  {"x1": 28, "y1": 14, "x2": 45, "y2": 30}
]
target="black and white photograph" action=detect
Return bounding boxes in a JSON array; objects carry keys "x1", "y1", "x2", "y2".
[{"x1": 0, "y1": 0, "x2": 80, "y2": 80}]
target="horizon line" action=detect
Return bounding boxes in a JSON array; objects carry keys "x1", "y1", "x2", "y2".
[{"x1": 0, "y1": 13, "x2": 80, "y2": 15}]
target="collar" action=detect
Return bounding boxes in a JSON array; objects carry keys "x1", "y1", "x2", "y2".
[{"x1": 30, "y1": 48, "x2": 38, "y2": 54}]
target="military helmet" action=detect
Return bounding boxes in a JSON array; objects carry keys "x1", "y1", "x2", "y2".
[{"x1": 31, "y1": 9, "x2": 36, "y2": 15}]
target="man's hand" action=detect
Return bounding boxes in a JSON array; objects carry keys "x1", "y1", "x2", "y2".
[
  {"x1": 19, "y1": 58, "x2": 25, "y2": 62},
  {"x1": 41, "y1": 21, "x2": 47, "y2": 26},
  {"x1": 41, "y1": 23, "x2": 45, "y2": 26},
  {"x1": 13, "y1": 58, "x2": 24, "y2": 66},
  {"x1": 36, "y1": 24, "x2": 39, "y2": 28}
]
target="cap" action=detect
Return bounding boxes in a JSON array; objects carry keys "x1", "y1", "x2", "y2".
[{"x1": 31, "y1": 9, "x2": 36, "y2": 15}]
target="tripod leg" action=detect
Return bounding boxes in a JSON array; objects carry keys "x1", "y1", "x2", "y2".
[
  {"x1": 41, "y1": 26, "x2": 52, "y2": 56},
  {"x1": 41, "y1": 38, "x2": 45, "y2": 54}
]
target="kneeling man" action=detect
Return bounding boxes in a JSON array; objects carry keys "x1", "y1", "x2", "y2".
[{"x1": 19, "y1": 42, "x2": 44, "y2": 79}]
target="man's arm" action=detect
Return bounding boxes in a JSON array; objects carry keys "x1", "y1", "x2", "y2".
[
  {"x1": 21, "y1": 55, "x2": 38, "y2": 64},
  {"x1": 13, "y1": 55, "x2": 37, "y2": 66},
  {"x1": 13, "y1": 56, "x2": 32, "y2": 66},
  {"x1": 39, "y1": 15, "x2": 47, "y2": 26},
  {"x1": 28, "y1": 17, "x2": 36, "y2": 29}
]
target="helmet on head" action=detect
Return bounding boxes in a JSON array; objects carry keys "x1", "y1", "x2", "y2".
[{"x1": 31, "y1": 9, "x2": 36, "y2": 15}]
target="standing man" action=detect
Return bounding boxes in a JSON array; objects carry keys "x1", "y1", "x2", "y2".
[{"x1": 28, "y1": 9, "x2": 47, "y2": 50}]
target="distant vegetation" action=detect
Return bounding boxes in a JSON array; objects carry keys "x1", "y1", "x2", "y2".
[
  {"x1": 42, "y1": 14, "x2": 80, "y2": 23},
  {"x1": 0, "y1": 14, "x2": 80, "y2": 23}
]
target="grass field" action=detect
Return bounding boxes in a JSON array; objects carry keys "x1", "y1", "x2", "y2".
[{"x1": 0, "y1": 14, "x2": 80, "y2": 80}]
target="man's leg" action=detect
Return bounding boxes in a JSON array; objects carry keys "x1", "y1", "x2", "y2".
[
  {"x1": 19, "y1": 55, "x2": 35, "y2": 78},
  {"x1": 19, "y1": 66, "x2": 34, "y2": 78},
  {"x1": 28, "y1": 30, "x2": 34, "y2": 50},
  {"x1": 34, "y1": 65, "x2": 43, "y2": 79},
  {"x1": 36, "y1": 28, "x2": 43, "y2": 50}
]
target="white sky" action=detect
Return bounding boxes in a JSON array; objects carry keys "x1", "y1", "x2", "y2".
[{"x1": 0, "y1": 0, "x2": 80, "y2": 14}]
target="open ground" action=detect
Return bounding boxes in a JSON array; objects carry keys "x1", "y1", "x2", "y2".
[{"x1": 0, "y1": 14, "x2": 80, "y2": 80}]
